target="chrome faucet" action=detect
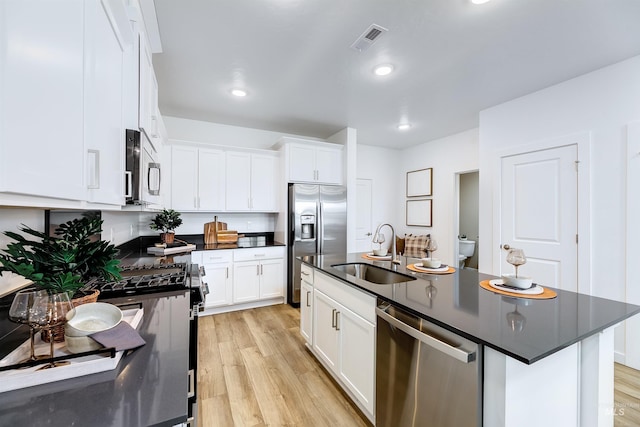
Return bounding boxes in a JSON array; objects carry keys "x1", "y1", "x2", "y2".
[{"x1": 372, "y1": 223, "x2": 401, "y2": 265}]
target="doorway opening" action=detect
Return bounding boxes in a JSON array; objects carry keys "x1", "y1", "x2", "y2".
[{"x1": 456, "y1": 171, "x2": 479, "y2": 270}]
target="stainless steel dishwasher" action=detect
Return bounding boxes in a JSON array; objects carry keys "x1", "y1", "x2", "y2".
[{"x1": 376, "y1": 301, "x2": 482, "y2": 427}]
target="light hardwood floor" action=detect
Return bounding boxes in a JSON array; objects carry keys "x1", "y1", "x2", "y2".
[
  {"x1": 197, "y1": 303, "x2": 640, "y2": 427},
  {"x1": 615, "y1": 362, "x2": 640, "y2": 426},
  {"x1": 197, "y1": 303, "x2": 370, "y2": 427}
]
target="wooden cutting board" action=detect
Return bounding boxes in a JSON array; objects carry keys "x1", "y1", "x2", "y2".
[
  {"x1": 216, "y1": 230, "x2": 238, "y2": 243},
  {"x1": 204, "y1": 216, "x2": 227, "y2": 244}
]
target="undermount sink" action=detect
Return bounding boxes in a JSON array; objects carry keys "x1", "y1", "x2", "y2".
[{"x1": 331, "y1": 263, "x2": 416, "y2": 285}]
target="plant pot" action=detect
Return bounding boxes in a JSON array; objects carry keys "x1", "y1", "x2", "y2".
[
  {"x1": 40, "y1": 289, "x2": 100, "y2": 343},
  {"x1": 161, "y1": 232, "x2": 175, "y2": 244}
]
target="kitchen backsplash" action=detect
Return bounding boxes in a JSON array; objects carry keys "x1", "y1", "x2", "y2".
[
  {"x1": 137, "y1": 212, "x2": 277, "y2": 237},
  {"x1": 0, "y1": 208, "x2": 278, "y2": 249},
  {"x1": 0, "y1": 208, "x2": 45, "y2": 250}
]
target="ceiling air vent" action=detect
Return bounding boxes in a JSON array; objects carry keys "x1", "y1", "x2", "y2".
[{"x1": 350, "y1": 24, "x2": 388, "y2": 52}]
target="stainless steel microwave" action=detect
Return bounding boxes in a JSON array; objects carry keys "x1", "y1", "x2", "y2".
[{"x1": 125, "y1": 129, "x2": 160, "y2": 204}]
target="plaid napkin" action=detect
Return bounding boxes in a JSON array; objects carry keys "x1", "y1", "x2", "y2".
[{"x1": 89, "y1": 321, "x2": 146, "y2": 352}]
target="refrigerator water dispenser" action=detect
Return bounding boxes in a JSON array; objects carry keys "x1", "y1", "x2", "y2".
[{"x1": 300, "y1": 215, "x2": 315, "y2": 239}]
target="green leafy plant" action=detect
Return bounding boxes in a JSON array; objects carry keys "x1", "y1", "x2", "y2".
[
  {"x1": 0, "y1": 213, "x2": 121, "y2": 296},
  {"x1": 149, "y1": 209, "x2": 183, "y2": 233}
]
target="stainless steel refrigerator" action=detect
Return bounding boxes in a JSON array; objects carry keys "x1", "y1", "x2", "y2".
[{"x1": 288, "y1": 183, "x2": 347, "y2": 306}]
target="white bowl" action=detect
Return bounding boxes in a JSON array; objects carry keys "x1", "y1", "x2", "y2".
[
  {"x1": 421, "y1": 258, "x2": 441, "y2": 268},
  {"x1": 501, "y1": 274, "x2": 533, "y2": 289},
  {"x1": 65, "y1": 302, "x2": 123, "y2": 337},
  {"x1": 64, "y1": 334, "x2": 103, "y2": 354},
  {"x1": 372, "y1": 248, "x2": 388, "y2": 256}
]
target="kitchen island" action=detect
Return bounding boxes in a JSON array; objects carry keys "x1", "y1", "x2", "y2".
[{"x1": 300, "y1": 253, "x2": 640, "y2": 427}]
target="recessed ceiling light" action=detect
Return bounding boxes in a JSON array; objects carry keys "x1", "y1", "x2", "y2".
[
  {"x1": 471, "y1": 0, "x2": 491, "y2": 4},
  {"x1": 231, "y1": 88, "x2": 247, "y2": 97},
  {"x1": 374, "y1": 64, "x2": 394, "y2": 76},
  {"x1": 397, "y1": 123, "x2": 411, "y2": 131}
]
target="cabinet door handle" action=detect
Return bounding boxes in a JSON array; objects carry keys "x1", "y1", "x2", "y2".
[
  {"x1": 335, "y1": 311, "x2": 340, "y2": 331},
  {"x1": 306, "y1": 291, "x2": 311, "y2": 307},
  {"x1": 148, "y1": 162, "x2": 160, "y2": 195},
  {"x1": 257, "y1": 265, "x2": 260, "y2": 275},
  {"x1": 301, "y1": 271, "x2": 310, "y2": 276},
  {"x1": 124, "y1": 171, "x2": 132, "y2": 197},
  {"x1": 331, "y1": 308, "x2": 337, "y2": 328},
  {"x1": 87, "y1": 149, "x2": 100, "y2": 189},
  {"x1": 187, "y1": 369, "x2": 195, "y2": 398},
  {"x1": 225, "y1": 267, "x2": 229, "y2": 279},
  {"x1": 260, "y1": 264, "x2": 263, "y2": 275}
]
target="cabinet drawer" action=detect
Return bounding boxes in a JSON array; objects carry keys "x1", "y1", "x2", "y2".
[
  {"x1": 192, "y1": 250, "x2": 233, "y2": 264},
  {"x1": 301, "y1": 263, "x2": 314, "y2": 284},
  {"x1": 233, "y1": 246, "x2": 284, "y2": 262},
  {"x1": 314, "y1": 271, "x2": 376, "y2": 324}
]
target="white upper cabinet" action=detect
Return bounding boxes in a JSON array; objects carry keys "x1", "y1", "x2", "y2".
[
  {"x1": 251, "y1": 154, "x2": 279, "y2": 212},
  {"x1": 0, "y1": 0, "x2": 86, "y2": 201},
  {"x1": 198, "y1": 148, "x2": 225, "y2": 210},
  {"x1": 0, "y1": 0, "x2": 132, "y2": 207},
  {"x1": 171, "y1": 145, "x2": 225, "y2": 211},
  {"x1": 138, "y1": 34, "x2": 159, "y2": 147},
  {"x1": 85, "y1": 0, "x2": 130, "y2": 205},
  {"x1": 276, "y1": 137, "x2": 344, "y2": 185},
  {"x1": 225, "y1": 151, "x2": 278, "y2": 212}
]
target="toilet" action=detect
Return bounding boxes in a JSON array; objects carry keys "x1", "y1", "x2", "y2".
[{"x1": 458, "y1": 239, "x2": 476, "y2": 269}]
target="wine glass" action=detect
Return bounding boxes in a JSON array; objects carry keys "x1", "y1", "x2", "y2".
[
  {"x1": 8, "y1": 289, "x2": 49, "y2": 362},
  {"x1": 377, "y1": 233, "x2": 385, "y2": 251},
  {"x1": 426, "y1": 238, "x2": 438, "y2": 258},
  {"x1": 506, "y1": 248, "x2": 527, "y2": 278},
  {"x1": 30, "y1": 292, "x2": 73, "y2": 366}
]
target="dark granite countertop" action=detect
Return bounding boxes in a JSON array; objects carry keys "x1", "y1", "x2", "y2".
[
  {"x1": 0, "y1": 290, "x2": 191, "y2": 426},
  {"x1": 301, "y1": 253, "x2": 640, "y2": 365}
]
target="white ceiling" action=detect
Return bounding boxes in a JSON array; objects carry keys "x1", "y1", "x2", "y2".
[{"x1": 151, "y1": 0, "x2": 640, "y2": 149}]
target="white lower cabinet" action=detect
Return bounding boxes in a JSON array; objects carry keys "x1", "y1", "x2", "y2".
[
  {"x1": 198, "y1": 251, "x2": 233, "y2": 309},
  {"x1": 233, "y1": 257, "x2": 284, "y2": 303},
  {"x1": 300, "y1": 279, "x2": 314, "y2": 345},
  {"x1": 194, "y1": 247, "x2": 285, "y2": 310},
  {"x1": 310, "y1": 270, "x2": 375, "y2": 419}
]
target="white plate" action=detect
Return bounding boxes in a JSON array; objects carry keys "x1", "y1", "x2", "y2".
[
  {"x1": 413, "y1": 263, "x2": 449, "y2": 272},
  {"x1": 488, "y1": 279, "x2": 544, "y2": 295},
  {"x1": 367, "y1": 253, "x2": 392, "y2": 260}
]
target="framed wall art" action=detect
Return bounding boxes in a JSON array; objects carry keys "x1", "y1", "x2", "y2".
[
  {"x1": 406, "y1": 199, "x2": 432, "y2": 227},
  {"x1": 406, "y1": 168, "x2": 433, "y2": 197}
]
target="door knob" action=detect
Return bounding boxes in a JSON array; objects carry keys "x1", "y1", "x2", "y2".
[
  {"x1": 501, "y1": 244, "x2": 511, "y2": 250},
  {"x1": 366, "y1": 232, "x2": 372, "y2": 236}
]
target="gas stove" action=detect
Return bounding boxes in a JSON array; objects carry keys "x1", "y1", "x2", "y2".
[{"x1": 81, "y1": 262, "x2": 206, "y2": 303}]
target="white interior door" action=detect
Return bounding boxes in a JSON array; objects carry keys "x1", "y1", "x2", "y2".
[
  {"x1": 500, "y1": 145, "x2": 578, "y2": 291},
  {"x1": 355, "y1": 179, "x2": 373, "y2": 253}
]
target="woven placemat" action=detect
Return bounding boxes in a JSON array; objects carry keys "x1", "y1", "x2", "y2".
[
  {"x1": 479, "y1": 280, "x2": 557, "y2": 299},
  {"x1": 406, "y1": 264, "x2": 456, "y2": 275}
]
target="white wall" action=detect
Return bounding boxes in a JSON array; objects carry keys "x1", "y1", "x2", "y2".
[
  {"x1": 398, "y1": 129, "x2": 479, "y2": 266},
  {"x1": 164, "y1": 116, "x2": 324, "y2": 149},
  {"x1": 356, "y1": 144, "x2": 401, "y2": 252},
  {"x1": 478, "y1": 55, "x2": 640, "y2": 362}
]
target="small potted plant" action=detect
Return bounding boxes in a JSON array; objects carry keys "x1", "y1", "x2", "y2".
[
  {"x1": 150, "y1": 209, "x2": 183, "y2": 244},
  {"x1": 0, "y1": 213, "x2": 122, "y2": 341}
]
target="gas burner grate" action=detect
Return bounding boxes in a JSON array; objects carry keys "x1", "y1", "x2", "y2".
[{"x1": 82, "y1": 263, "x2": 189, "y2": 298}]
